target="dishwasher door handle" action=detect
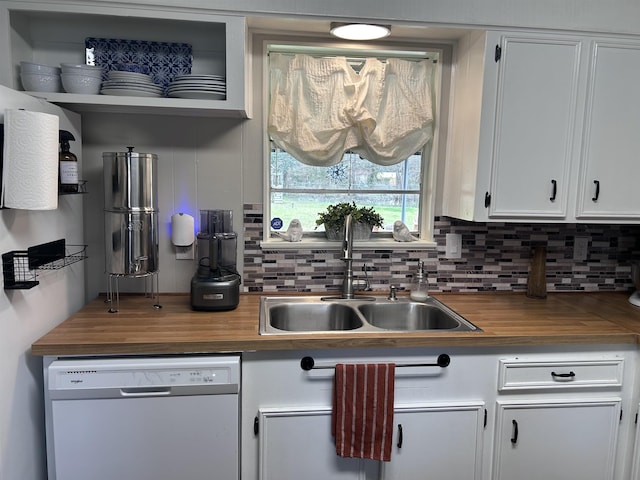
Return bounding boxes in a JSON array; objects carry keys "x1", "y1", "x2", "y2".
[{"x1": 119, "y1": 387, "x2": 172, "y2": 397}]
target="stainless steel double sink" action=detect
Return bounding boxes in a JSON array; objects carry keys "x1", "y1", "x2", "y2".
[{"x1": 259, "y1": 296, "x2": 482, "y2": 335}]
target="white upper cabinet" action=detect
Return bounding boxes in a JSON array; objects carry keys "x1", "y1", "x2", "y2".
[
  {"x1": 444, "y1": 30, "x2": 640, "y2": 223},
  {"x1": 0, "y1": 2, "x2": 251, "y2": 118},
  {"x1": 444, "y1": 31, "x2": 586, "y2": 222},
  {"x1": 489, "y1": 35, "x2": 583, "y2": 219},
  {"x1": 576, "y1": 39, "x2": 640, "y2": 220}
]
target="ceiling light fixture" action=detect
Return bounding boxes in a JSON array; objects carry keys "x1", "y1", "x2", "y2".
[{"x1": 329, "y1": 23, "x2": 391, "y2": 41}]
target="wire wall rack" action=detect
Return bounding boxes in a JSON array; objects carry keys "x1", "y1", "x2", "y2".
[{"x1": 2, "y1": 239, "x2": 87, "y2": 290}]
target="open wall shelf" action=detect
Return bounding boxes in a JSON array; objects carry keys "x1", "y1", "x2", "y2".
[{"x1": 2, "y1": 239, "x2": 87, "y2": 289}]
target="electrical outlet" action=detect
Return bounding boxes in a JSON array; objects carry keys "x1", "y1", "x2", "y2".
[
  {"x1": 573, "y1": 236, "x2": 589, "y2": 262},
  {"x1": 445, "y1": 233, "x2": 462, "y2": 259},
  {"x1": 175, "y1": 245, "x2": 194, "y2": 260}
]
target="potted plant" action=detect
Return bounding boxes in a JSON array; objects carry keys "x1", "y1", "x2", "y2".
[{"x1": 315, "y1": 202, "x2": 384, "y2": 240}]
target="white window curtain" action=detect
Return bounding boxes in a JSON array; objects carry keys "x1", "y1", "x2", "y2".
[{"x1": 268, "y1": 53, "x2": 434, "y2": 167}]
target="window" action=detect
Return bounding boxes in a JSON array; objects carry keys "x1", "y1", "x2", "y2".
[
  {"x1": 270, "y1": 145, "x2": 426, "y2": 233},
  {"x1": 264, "y1": 43, "x2": 440, "y2": 244}
]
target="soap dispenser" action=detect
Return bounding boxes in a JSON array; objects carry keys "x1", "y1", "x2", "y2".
[
  {"x1": 58, "y1": 130, "x2": 78, "y2": 193},
  {"x1": 410, "y1": 261, "x2": 429, "y2": 301}
]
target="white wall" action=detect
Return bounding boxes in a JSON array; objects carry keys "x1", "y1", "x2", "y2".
[
  {"x1": 81, "y1": 112, "x2": 244, "y2": 299},
  {"x1": 0, "y1": 86, "x2": 84, "y2": 480}
]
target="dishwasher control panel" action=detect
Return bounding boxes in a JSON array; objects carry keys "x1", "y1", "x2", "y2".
[{"x1": 48, "y1": 356, "x2": 240, "y2": 390}]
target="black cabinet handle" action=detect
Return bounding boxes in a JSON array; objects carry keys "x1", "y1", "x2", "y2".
[
  {"x1": 511, "y1": 419, "x2": 519, "y2": 444},
  {"x1": 551, "y1": 371, "x2": 576, "y2": 379},
  {"x1": 484, "y1": 192, "x2": 491, "y2": 208},
  {"x1": 397, "y1": 424, "x2": 403, "y2": 448},
  {"x1": 550, "y1": 179, "x2": 557, "y2": 202},
  {"x1": 592, "y1": 180, "x2": 600, "y2": 202}
]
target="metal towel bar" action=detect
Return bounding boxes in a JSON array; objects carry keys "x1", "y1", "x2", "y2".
[{"x1": 300, "y1": 353, "x2": 450, "y2": 371}]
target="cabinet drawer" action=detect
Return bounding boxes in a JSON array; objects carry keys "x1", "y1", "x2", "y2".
[{"x1": 498, "y1": 359, "x2": 624, "y2": 391}]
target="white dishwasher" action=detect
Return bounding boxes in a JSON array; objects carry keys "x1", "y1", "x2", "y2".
[{"x1": 44, "y1": 355, "x2": 240, "y2": 480}]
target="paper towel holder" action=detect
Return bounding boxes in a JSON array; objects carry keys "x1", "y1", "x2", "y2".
[
  {"x1": 0, "y1": 124, "x2": 86, "y2": 210},
  {"x1": 0, "y1": 124, "x2": 5, "y2": 209}
]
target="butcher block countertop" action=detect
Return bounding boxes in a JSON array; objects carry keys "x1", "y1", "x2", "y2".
[{"x1": 31, "y1": 291, "x2": 640, "y2": 356}]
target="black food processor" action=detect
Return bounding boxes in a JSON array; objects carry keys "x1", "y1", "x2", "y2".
[{"x1": 190, "y1": 210, "x2": 241, "y2": 311}]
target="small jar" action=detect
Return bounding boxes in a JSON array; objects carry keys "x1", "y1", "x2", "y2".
[{"x1": 409, "y1": 261, "x2": 429, "y2": 301}]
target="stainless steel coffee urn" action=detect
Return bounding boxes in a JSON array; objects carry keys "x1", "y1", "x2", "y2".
[{"x1": 103, "y1": 147, "x2": 160, "y2": 311}]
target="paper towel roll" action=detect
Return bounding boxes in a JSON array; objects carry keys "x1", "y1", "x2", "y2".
[
  {"x1": 1, "y1": 109, "x2": 59, "y2": 210},
  {"x1": 171, "y1": 212, "x2": 195, "y2": 246}
]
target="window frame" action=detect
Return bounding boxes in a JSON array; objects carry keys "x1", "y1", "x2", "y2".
[{"x1": 261, "y1": 37, "x2": 444, "y2": 249}]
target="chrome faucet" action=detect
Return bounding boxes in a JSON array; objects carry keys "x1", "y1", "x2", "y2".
[
  {"x1": 341, "y1": 214, "x2": 356, "y2": 299},
  {"x1": 387, "y1": 285, "x2": 398, "y2": 301}
]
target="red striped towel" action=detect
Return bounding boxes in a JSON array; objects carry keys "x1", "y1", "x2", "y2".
[{"x1": 332, "y1": 363, "x2": 396, "y2": 462}]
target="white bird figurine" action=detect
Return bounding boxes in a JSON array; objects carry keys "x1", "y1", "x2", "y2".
[
  {"x1": 393, "y1": 220, "x2": 418, "y2": 242},
  {"x1": 275, "y1": 219, "x2": 304, "y2": 242}
]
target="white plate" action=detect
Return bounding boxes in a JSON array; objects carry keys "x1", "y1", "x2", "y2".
[
  {"x1": 107, "y1": 88, "x2": 164, "y2": 95},
  {"x1": 168, "y1": 88, "x2": 226, "y2": 94},
  {"x1": 168, "y1": 84, "x2": 226, "y2": 90},
  {"x1": 102, "y1": 80, "x2": 163, "y2": 92},
  {"x1": 101, "y1": 88, "x2": 162, "y2": 97},
  {"x1": 173, "y1": 74, "x2": 225, "y2": 81},
  {"x1": 170, "y1": 83, "x2": 226, "y2": 90},
  {"x1": 103, "y1": 78, "x2": 161, "y2": 85},
  {"x1": 171, "y1": 79, "x2": 225, "y2": 85},
  {"x1": 168, "y1": 90, "x2": 226, "y2": 100},
  {"x1": 108, "y1": 71, "x2": 155, "y2": 83},
  {"x1": 102, "y1": 84, "x2": 163, "y2": 93},
  {"x1": 170, "y1": 79, "x2": 226, "y2": 86}
]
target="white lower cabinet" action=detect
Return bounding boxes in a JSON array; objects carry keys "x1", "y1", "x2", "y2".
[
  {"x1": 628, "y1": 403, "x2": 640, "y2": 480},
  {"x1": 242, "y1": 347, "x2": 635, "y2": 480},
  {"x1": 630, "y1": 403, "x2": 640, "y2": 480},
  {"x1": 493, "y1": 399, "x2": 621, "y2": 480},
  {"x1": 258, "y1": 407, "x2": 369, "y2": 480},
  {"x1": 380, "y1": 403, "x2": 485, "y2": 480},
  {"x1": 492, "y1": 354, "x2": 633, "y2": 480},
  {"x1": 242, "y1": 348, "x2": 495, "y2": 480},
  {"x1": 258, "y1": 402, "x2": 485, "y2": 480}
]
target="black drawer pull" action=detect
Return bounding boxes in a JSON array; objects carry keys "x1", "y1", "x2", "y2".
[
  {"x1": 551, "y1": 371, "x2": 576, "y2": 379},
  {"x1": 397, "y1": 424, "x2": 403, "y2": 448},
  {"x1": 592, "y1": 180, "x2": 600, "y2": 202},
  {"x1": 550, "y1": 179, "x2": 557, "y2": 202},
  {"x1": 511, "y1": 419, "x2": 518, "y2": 444}
]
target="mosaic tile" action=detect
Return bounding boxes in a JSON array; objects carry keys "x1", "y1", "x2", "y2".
[{"x1": 242, "y1": 206, "x2": 640, "y2": 293}]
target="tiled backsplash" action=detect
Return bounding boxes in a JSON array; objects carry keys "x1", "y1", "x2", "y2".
[{"x1": 243, "y1": 203, "x2": 640, "y2": 294}]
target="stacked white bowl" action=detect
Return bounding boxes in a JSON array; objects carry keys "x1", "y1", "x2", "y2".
[
  {"x1": 60, "y1": 63, "x2": 104, "y2": 94},
  {"x1": 20, "y1": 61, "x2": 62, "y2": 93}
]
